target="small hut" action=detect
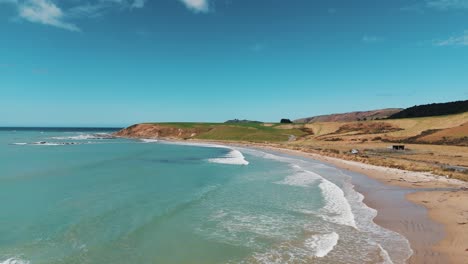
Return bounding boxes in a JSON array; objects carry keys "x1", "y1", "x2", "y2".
[{"x1": 392, "y1": 145, "x2": 405, "y2": 151}]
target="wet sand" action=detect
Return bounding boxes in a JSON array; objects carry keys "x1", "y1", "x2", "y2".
[
  {"x1": 348, "y1": 170, "x2": 447, "y2": 263},
  {"x1": 407, "y1": 191, "x2": 468, "y2": 263}
]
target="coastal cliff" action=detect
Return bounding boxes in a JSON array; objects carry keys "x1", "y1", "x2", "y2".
[{"x1": 114, "y1": 124, "x2": 203, "y2": 139}]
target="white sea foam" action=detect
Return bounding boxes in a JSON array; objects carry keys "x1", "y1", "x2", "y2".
[
  {"x1": 140, "y1": 138, "x2": 158, "y2": 143},
  {"x1": 161, "y1": 141, "x2": 249, "y2": 166},
  {"x1": 239, "y1": 148, "x2": 357, "y2": 228},
  {"x1": 275, "y1": 165, "x2": 319, "y2": 187},
  {"x1": 51, "y1": 133, "x2": 113, "y2": 140},
  {"x1": 304, "y1": 232, "x2": 339, "y2": 257},
  {"x1": 208, "y1": 149, "x2": 249, "y2": 165},
  {"x1": 33, "y1": 141, "x2": 81, "y2": 146},
  {"x1": 335, "y1": 169, "x2": 412, "y2": 263},
  {"x1": 0, "y1": 258, "x2": 30, "y2": 264},
  {"x1": 12, "y1": 141, "x2": 82, "y2": 146},
  {"x1": 319, "y1": 179, "x2": 356, "y2": 228},
  {"x1": 252, "y1": 232, "x2": 339, "y2": 263},
  {"x1": 204, "y1": 210, "x2": 298, "y2": 249},
  {"x1": 378, "y1": 244, "x2": 394, "y2": 264}
]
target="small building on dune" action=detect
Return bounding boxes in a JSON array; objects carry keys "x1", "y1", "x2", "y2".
[{"x1": 392, "y1": 145, "x2": 405, "y2": 151}]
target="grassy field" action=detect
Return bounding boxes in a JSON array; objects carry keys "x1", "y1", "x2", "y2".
[{"x1": 146, "y1": 122, "x2": 308, "y2": 142}]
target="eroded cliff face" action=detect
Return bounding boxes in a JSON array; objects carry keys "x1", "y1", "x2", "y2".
[{"x1": 114, "y1": 124, "x2": 202, "y2": 139}]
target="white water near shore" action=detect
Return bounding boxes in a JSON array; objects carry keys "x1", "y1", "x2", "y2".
[
  {"x1": 160, "y1": 140, "x2": 250, "y2": 165},
  {"x1": 0, "y1": 258, "x2": 30, "y2": 264},
  {"x1": 304, "y1": 232, "x2": 340, "y2": 257},
  {"x1": 238, "y1": 147, "x2": 412, "y2": 263}
]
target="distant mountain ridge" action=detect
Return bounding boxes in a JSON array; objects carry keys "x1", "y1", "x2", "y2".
[
  {"x1": 295, "y1": 108, "x2": 402, "y2": 123},
  {"x1": 388, "y1": 100, "x2": 468, "y2": 119}
]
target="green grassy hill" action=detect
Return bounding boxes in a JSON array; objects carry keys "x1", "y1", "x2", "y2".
[{"x1": 116, "y1": 122, "x2": 308, "y2": 142}]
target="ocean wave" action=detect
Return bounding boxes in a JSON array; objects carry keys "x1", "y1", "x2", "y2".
[
  {"x1": 336, "y1": 169, "x2": 412, "y2": 263},
  {"x1": 51, "y1": 133, "x2": 113, "y2": 140},
  {"x1": 11, "y1": 141, "x2": 82, "y2": 146},
  {"x1": 208, "y1": 149, "x2": 249, "y2": 165},
  {"x1": 275, "y1": 164, "x2": 320, "y2": 187},
  {"x1": 378, "y1": 244, "x2": 394, "y2": 264},
  {"x1": 319, "y1": 179, "x2": 357, "y2": 228},
  {"x1": 304, "y1": 232, "x2": 339, "y2": 257},
  {"x1": 203, "y1": 210, "x2": 299, "y2": 249},
  {"x1": 251, "y1": 232, "x2": 339, "y2": 263},
  {"x1": 160, "y1": 141, "x2": 249, "y2": 166},
  {"x1": 0, "y1": 258, "x2": 30, "y2": 264},
  {"x1": 140, "y1": 139, "x2": 158, "y2": 143},
  {"x1": 244, "y1": 149, "x2": 356, "y2": 228}
]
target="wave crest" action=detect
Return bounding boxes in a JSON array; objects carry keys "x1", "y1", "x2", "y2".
[
  {"x1": 275, "y1": 165, "x2": 320, "y2": 187},
  {"x1": 140, "y1": 139, "x2": 158, "y2": 143},
  {"x1": 0, "y1": 258, "x2": 30, "y2": 264},
  {"x1": 304, "y1": 232, "x2": 339, "y2": 257},
  {"x1": 208, "y1": 149, "x2": 249, "y2": 165},
  {"x1": 51, "y1": 133, "x2": 113, "y2": 140},
  {"x1": 319, "y1": 179, "x2": 357, "y2": 228}
]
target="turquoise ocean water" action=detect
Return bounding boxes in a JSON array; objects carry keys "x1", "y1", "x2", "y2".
[{"x1": 0, "y1": 128, "x2": 412, "y2": 264}]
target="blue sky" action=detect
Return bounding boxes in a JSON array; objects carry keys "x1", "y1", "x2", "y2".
[{"x1": 1, "y1": 0, "x2": 467, "y2": 127}]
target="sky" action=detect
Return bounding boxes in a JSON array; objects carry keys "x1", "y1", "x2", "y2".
[{"x1": 1, "y1": 0, "x2": 467, "y2": 127}]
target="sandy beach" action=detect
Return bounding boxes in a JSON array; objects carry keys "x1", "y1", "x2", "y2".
[
  {"x1": 407, "y1": 191, "x2": 468, "y2": 263},
  {"x1": 182, "y1": 139, "x2": 468, "y2": 263}
]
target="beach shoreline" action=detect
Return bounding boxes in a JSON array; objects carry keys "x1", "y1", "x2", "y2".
[{"x1": 161, "y1": 138, "x2": 468, "y2": 263}]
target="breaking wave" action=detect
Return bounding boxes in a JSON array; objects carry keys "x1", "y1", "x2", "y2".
[
  {"x1": 208, "y1": 149, "x2": 249, "y2": 165},
  {"x1": 12, "y1": 141, "x2": 82, "y2": 146},
  {"x1": 0, "y1": 258, "x2": 30, "y2": 264},
  {"x1": 275, "y1": 164, "x2": 319, "y2": 187},
  {"x1": 319, "y1": 179, "x2": 356, "y2": 228},
  {"x1": 304, "y1": 232, "x2": 339, "y2": 257},
  {"x1": 51, "y1": 133, "x2": 113, "y2": 140},
  {"x1": 160, "y1": 141, "x2": 249, "y2": 166},
  {"x1": 140, "y1": 139, "x2": 158, "y2": 143},
  {"x1": 378, "y1": 244, "x2": 394, "y2": 264},
  {"x1": 245, "y1": 150, "x2": 356, "y2": 228}
]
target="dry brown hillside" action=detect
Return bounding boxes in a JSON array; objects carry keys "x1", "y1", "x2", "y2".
[
  {"x1": 304, "y1": 112, "x2": 468, "y2": 146},
  {"x1": 295, "y1": 108, "x2": 402, "y2": 123}
]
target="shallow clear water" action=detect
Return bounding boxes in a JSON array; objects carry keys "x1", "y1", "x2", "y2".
[{"x1": 0, "y1": 129, "x2": 412, "y2": 264}]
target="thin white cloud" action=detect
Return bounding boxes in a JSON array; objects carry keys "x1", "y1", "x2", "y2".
[
  {"x1": 434, "y1": 30, "x2": 468, "y2": 46},
  {"x1": 402, "y1": 0, "x2": 468, "y2": 12},
  {"x1": 18, "y1": 0, "x2": 80, "y2": 31},
  {"x1": 1, "y1": 0, "x2": 209, "y2": 31},
  {"x1": 68, "y1": 0, "x2": 146, "y2": 18},
  {"x1": 362, "y1": 35, "x2": 384, "y2": 43},
  {"x1": 179, "y1": 0, "x2": 209, "y2": 13},
  {"x1": 426, "y1": 0, "x2": 468, "y2": 10}
]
